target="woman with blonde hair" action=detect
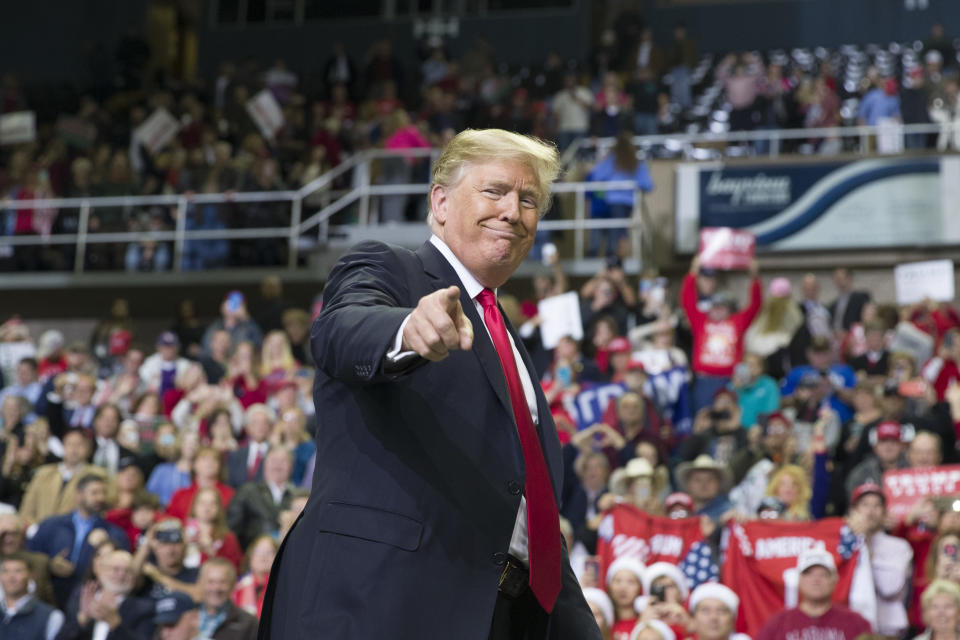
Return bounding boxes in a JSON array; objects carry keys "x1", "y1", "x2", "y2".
[
  {"x1": 232, "y1": 535, "x2": 280, "y2": 618},
  {"x1": 260, "y1": 330, "x2": 298, "y2": 383},
  {"x1": 915, "y1": 579, "x2": 960, "y2": 640},
  {"x1": 764, "y1": 464, "x2": 812, "y2": 520},
  {"x1": 228, "y1": 341, "x2": 267, "y2": 408}
]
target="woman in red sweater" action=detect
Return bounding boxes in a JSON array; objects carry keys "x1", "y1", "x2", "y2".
[
  {"x1": 166, "y1": 446, "x2": 235, "y2": 521},
  {"x1": 184, "y1": 486, "x2": 243, "y2": 571}
]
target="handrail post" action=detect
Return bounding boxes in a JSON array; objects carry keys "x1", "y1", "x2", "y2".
[
  {"x1": 173, "y1": 196, "x2": 188, "y2": 272},
  {"x1": 358, "y1": 153, "x2": 371, "y2": 225},
  {"x1": 288, "y1": 197, "x2": 302, "y2": 270},
  {"x1": 574, "y1": 185, "x2": 585, "y2": 260},
  {"x1": 632, "y1": 189, "x2": 642, "y2": 266},
  {"x1": 74, "y1": 200, "x2": 90, "y2": 273}
]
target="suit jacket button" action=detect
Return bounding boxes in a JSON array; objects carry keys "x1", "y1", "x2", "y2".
[
  {"x1": 492, "y1": 552, "x2": 507, "y2": 566},
  {"x1": 507, "y1": 480, "x2": 522, "y2": 496}
]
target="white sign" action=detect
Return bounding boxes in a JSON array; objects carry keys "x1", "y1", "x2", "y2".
[
  {"x1": 0, "y1": 111, "x2": 36, "y2": 145},
  {"x1": 135, "y1": 108, "x2": 180, "y2": 155},
  {"x1": 246, "y1": 90, "x2": 285, "y2": 141},
  {"x1": 538, "y1": 292, "x2": 583, "y2": 350},
  {"x1": 894, "y1": 259, "x2": 955, "y2": 305}
]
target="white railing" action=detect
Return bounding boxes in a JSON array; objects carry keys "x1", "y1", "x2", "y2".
[{"x1": 3, "y1": 120, "x2": 954, "y2": 275}]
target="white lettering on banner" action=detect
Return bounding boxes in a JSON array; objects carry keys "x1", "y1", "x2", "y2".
[
  {"x1": 649, "y1": 534, "x2": 684, "y2": 557},
  {"x1": 611, "y1": 534, "x2": 648, "y2": 563},
  {"x1": 785, "y1": 628, "x2": 848, "y2": 640},
  {"x1": 705, "y1": 172, "x2": 791, "y2": 206},
  {"x1": 755, "y1": 537, "x2": 821, "y2": 560},
  {"x1": 885, "y1": 468, "x2": 960, "y2": 497}
]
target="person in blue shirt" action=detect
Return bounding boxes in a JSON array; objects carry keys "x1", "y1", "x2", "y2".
[
  {"x1": 781, "y1": 335, "x2": 856, "y2": 422},
  {"x1": 26, "y1": 473, "x2": 130, "y2": 608},
  {"x1": 585, "y1": 131, "x2": 654, "y2": 257},
  {"x1": 857, "y1": 78, "x2": 901, "y2": 126}
]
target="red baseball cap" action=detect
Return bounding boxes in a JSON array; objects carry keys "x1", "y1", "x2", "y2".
[
  {"x1": 608, "y1": 337, "x2": 632, "y2": 354},
  {"x1": 626, "y1": 358, "x2": 646, "y2": 373},
  {"x1": 875, "y1": 421, "x2": 903, "y2": 442},
  {"x1": 664, "y1": 492, "x2": 694, "y2": 511},
  {"x1": 851, "y1": 482, "x2": 885, "y2": 505}
]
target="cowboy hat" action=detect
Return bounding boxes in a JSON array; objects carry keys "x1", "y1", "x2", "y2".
[
  {"x1": 674, "y1": 454, "x2": 732, "y2": 493},
  {"x1": 610, "y1": 457, "x2": 655, "y2": 496}
]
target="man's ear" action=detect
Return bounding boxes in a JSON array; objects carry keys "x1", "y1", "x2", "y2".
[{"x1": 430, "y1": 184, "x2": 448, "y2": 225}]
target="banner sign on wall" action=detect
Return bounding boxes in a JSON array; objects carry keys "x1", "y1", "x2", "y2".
[
  {"x1": 675, "y1": 157, "x2": 952, "y2": 251},
  {"x1": 883, "y1": 464, "x2": 960, "y2": 522}
]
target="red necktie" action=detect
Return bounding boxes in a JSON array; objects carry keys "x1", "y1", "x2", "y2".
[
  {"x1": 476, "y1": 288, "x2": 561, "y2": 612},
  {"x1": 249, "y1": 446, "x2": 263, "y2": 480}
]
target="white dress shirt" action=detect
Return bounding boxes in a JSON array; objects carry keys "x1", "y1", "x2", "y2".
[
  {"x1": 94, "y1": 438, "x2": 119, "y2": 474},
  {"x1": 388, "y1": 234, "x2": 540, "y2": 564},
  {"x1": 246, "y1": 441, "x2": 269, "y2": 472}
]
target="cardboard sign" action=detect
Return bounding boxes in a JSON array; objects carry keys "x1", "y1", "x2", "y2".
[
  {"x1": 894, "y1": 259, "x2": 955, "y2": 306},
  {"x1": 698, "y1": 227, "x2": 756, "y2": 270},
  {"x1": 135, "y1": 108, "x2": 181, "y2": 155},
  {"x1": 56, "y1": 115, "x2": 97, "y2": 150},
  {"x1": 246, "y1": 89, "x2": 285, "y2": 141},
  {"x1": 0, "y1": 111, "x2": 36, "y2": 145},
  {"x1": 537, "y1": 292, "x2": 583, "y2": 349},
  {"x1": 883, "y1": 464, "x2": 960, "y2": 522}
]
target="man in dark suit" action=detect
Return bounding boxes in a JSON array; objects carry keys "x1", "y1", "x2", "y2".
[
  {"x1": 225, "y1": 447, "x2": 295, "y2": 548},
  {"x1": 829, "y1": 268, "x2": 870, "y2": 332},
  {"x1": 260, "y1": 129, "x2": 599, "y2": 639},
  {"x1": 26, "y1": 474, "x2": 130, "y2": 608},
  {"x1": 225, "y1": 404, "x2": 272, "y2": 488},
  {"x1": 89, "y1": 404, "x2": 137, "y2": 476},
  {"x1": 55, "y1": 549, "x2": 155, "y2": 640}
]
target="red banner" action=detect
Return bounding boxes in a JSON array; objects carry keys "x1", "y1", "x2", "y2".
[
  {"x1": 698, "y1": 227, "x2": 756, "y2": 270},
  {"x1": 883, "y1": 465, "x2": 960, "y2": 522},
  {"x1": 596, "y1": 505, "x2": 715, "y2": 588},
  {"x1": 723, "y1": 519, "x2": 863, "y2": 638}
]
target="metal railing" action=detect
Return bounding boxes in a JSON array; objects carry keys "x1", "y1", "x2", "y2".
[
  {"x1": 561, "y1": 121, "x2": 960, "y2": 167},
  {"x1": 3, "y1": 120, "x2": 955, "y2": 276}
]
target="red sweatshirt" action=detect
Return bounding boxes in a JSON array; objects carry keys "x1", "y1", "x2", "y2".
[{"x1": 681, "y1": 273, "x2": 762, "y2": 377}]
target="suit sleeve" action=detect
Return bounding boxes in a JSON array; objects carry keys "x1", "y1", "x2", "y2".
[
  {"x1": 551, "y1": 538, "x2": 603, "y2": 640},
  {"x1": 311, "y1": 241, "x2": 424, "y2": 384}
]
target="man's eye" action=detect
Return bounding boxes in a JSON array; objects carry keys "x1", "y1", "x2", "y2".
[{"x1": 521, "y1": 198, "x2": 538, "y2": 208}]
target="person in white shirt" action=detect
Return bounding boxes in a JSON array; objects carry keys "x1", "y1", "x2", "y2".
[{"x1": 552, "y1": 73, "x2": 594, "y2": 151}]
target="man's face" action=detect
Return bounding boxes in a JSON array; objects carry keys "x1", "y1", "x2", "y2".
[
  {"x1": 158, "y1": 344, "x2": 178, "y2": 362},
  {"x1": 833, "y1": 269, "x2": 851, "y2": 292},
  {"x1": 582, "y1": 456, "x2": 609, "y2": 489},
  {"x1": 707, "y1": 304, "x2": 730, "y2": 322},
  {"x1": 431, "y1": 159, "x2": 541, "y2": 288},
  {"x1": 0, "y1": 560, "x2": 30, "y2": 599},
  {"x1": 693, "y1": 599, "x2": 735, "y2": 640},
  {"x1": 853, "y1": 494, "x2": 886, "y2": 534},
  {"x1": 201, "y1": 565, "x2": 233, "y2": 609},
  {"x1": 74, "y1": 378, "x2": 95, "y2": 405},
  {"x1": 246, "y1": 413, "x2": 271, "y2": 442},
  {"x1": 874, "y1": 439, "x2": 904, "y2": 466},
  {"x1": 94, "y1": 407, "x2": 120, "y2": 439},
  {"x1": 687, "y1": 470, "x2": 720, "y2": 502},
  {"x1": 101, "y1": 552, "x2": 135, "y2": 595},
  {"x1": 802, "y1": 276, "x2": 819, "y2": 300},
  {"x1": 211, "y1": 331, "x2": 231, "y2": 358},
  {"x1": 263, "y1": 451, "x2": 292, "y2": 485},
  {"x1": 798, "y1": 566, "x2": 837, "y2": 603},
  {"x1": 62, "y1": 432, "x2": 90, "y2": 465},
  {"x1": 16, "y1": 361, "x2": 36, "y2": 385},
  {"x1": 79, "y1": 481, "x2": 107, "y2": 516},
  {"x1": 617, "y1": 394, "x2": 644, "y2": 423},
  {"x1": 0, "y1": 517, "x2": 24, "y2": 555},
  {"x1": 865, "y1": 330, "x2": 884, "y2": 352},
  {"x1": 806, "y1": 349, "x2": 832, "y2": 371},
  {"x1": 154, "y1": 541, "x2": 185, "y2": 572},
  {"x1": 124, "y1": 350, "x2": 144, "y2": 374},
  {"x1": 910, "y1": 434, "x2": 942, "y2": 468}
]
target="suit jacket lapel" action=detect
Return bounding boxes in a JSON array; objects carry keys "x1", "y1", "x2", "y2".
[{"x1": 415, "y1": 242, "x2": 513, "y2": 418}]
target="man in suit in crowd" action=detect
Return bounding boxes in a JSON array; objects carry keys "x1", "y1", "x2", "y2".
[
  {"x1": 260, "y1": 129, "x2": 599, "y2": 639},
  {"x1": 89, "y1": 404, "x2": 137, "y2": 476},
  {"x1": 27, "y1": 474, "x2": 130, "y2": 608},
  {"x1": 195, "y1": 558, "x2": 259, "y2": 640},
  {"x1": 829, "y1": 268, "x2": 870, "y2": 332},
  {"x1": 226, "y1": 447, "x2": 295, "y2": 548},
  {"x1": 225, "y1": 404, "x2": 272, "y2": 488}
]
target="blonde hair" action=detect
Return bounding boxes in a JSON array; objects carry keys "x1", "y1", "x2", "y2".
[
  {"x1": 765, "y1": 465, "x2": 812, "y2": 520},
  {"x1": 260, "y1": 330, "x2": 297, "y2": 378},
  {"x1": 428, "y1": 128, "x2": 561, "y2": 218},
  {"x1": 923, "y1": 579, "x2": 960, "y2": 612}
]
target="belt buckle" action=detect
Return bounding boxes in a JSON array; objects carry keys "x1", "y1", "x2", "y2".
[{"x1": 498, "y1": 556, "x2": 528, "y2": 599}]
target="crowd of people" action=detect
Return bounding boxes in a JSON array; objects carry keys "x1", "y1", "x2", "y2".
[
  {"x1": 1, "y1": 246, "x2": 959, "y2": 638},
  {"x1": 3, "y1": 18, "x2": 958, "y2": 272}
]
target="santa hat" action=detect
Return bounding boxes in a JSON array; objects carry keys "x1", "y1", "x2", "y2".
[
  {"x1": 605, "y1": 556, "x2": 646, "y2": 587},
  {"x1": 689, "y1": 582, "x2": 740, "y2": 616},
  {"x1": 642, "y1": 561, "x2": 690, "y2": 599}
]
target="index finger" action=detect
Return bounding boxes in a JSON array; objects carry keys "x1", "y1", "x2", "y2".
[{"x1": 453, "y1": 300, "x2": 474, "y2": 350}]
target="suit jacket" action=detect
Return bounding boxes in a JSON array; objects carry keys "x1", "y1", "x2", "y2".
[
  {"x1": 260, "y1": 240, "x2": 599, "y2": 639},
  {"x1": 26, "y1": 512, "x2": 130, "y2": 608},
  {"x1": 225, "y1": 481, "x2": 294, "y2": 548},
  {"x1": 56, "y1": 592, "x2": 155, "y2": 640},
  {"x1": 18, "y1": 464, "x2": 108, "y2": 525},
  {"x1": 226, "y1": 445, "x2": 265, "y2": 489},
  {"x1": 213, "y1": 602, "x2": 259, "y2": 640},
  {"x1": 829, "y1": 290, "x2": 870, "y2": 331}
]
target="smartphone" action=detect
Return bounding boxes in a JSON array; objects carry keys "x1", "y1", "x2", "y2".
[
  {"x1": 226, "y1": 291, "x2": 244, "y2": 313},
  {"x1": 650, "y1": 583, "x2": 667, "y2": 603},
  {"x1": 556, "y1": 364, "x2": 572, "y2": 388}
]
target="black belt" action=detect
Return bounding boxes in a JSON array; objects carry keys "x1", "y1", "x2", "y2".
[{"x1": 497, "y1": 555, "x2": 529, "y2": 599}]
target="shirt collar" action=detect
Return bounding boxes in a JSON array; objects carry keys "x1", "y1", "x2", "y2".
[
  {"x1": 73, "y1": 510, "x2": 95, "y2": 527},
  {"x1": 2, "y1": 594, "x2": 32, "y2": 616},
  {"x1": 429, "y1": 235, "x2": 494, "y2": 301}
]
